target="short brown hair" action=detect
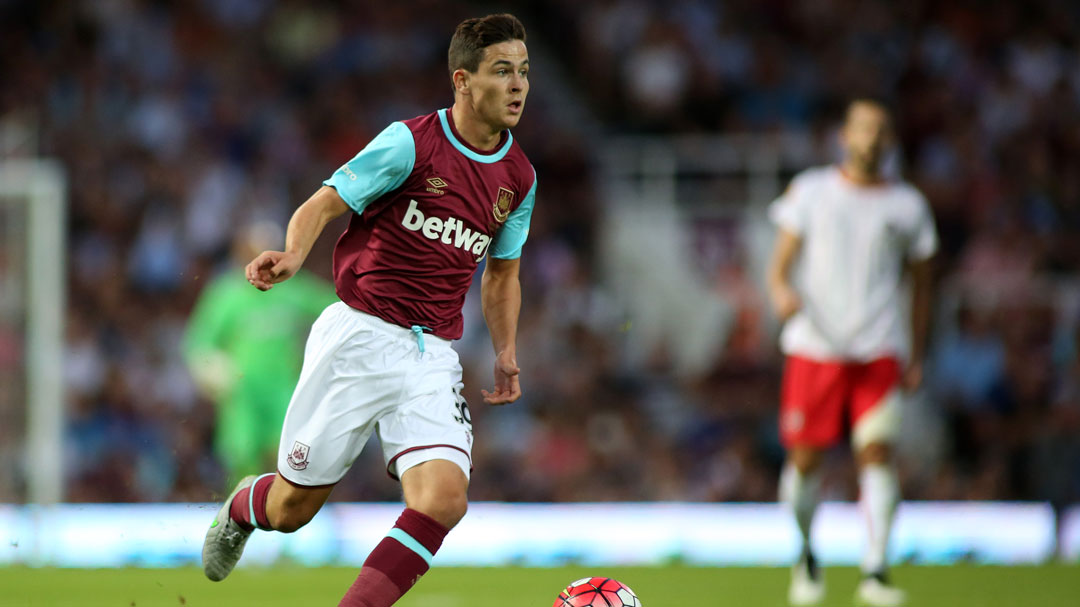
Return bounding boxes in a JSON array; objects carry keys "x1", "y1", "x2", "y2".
[{"x1": 448, "y1": 14, "x2": 526, "y2": 74}]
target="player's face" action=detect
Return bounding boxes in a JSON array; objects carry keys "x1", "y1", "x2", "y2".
[
  {"x1": 467, "y1": 40, "x2": 529, "y2": 130},
  {"x1": 841, "y1": 102, "x2": 892, "y2": 173}
]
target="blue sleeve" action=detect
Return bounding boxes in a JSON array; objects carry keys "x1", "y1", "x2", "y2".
[
  {"x1": 490, "y1": 170, "x2": 537, "y2": 260},
  {"x1": 323, "y1": 122, "x2": 415, "y2": 214}
]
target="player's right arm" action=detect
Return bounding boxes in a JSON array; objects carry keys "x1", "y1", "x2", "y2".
[
  {"x1": 246, "y1": 187, "x2": 349, "y2": 291},
  {"x1": 767, "y1": 227, "x2": 803, "y2": 322},
  {"x1": 767, "y1": 174, "x2": 813, "y2": 322},
  {"x1": 247, "y1": 121, "x2": 416, "y2": 291}
]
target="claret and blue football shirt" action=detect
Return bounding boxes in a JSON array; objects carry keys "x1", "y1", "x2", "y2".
[{"x1": 323, "y1": 108, "x2": 537, "y2": 340}]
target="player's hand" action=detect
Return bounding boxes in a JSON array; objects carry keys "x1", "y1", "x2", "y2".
[
  {"x1": 189, "y1": 350, "x2": 236, "y2": 401},
  {"x1": 902, "y1": 360, "x2": 923, "y2": 392},
  {"x1": 246, "y1": 250, "x2": 301, "y2": 291},
  {"x1": 770, "y1": 284, "x2": 802, "y2": 322},
  {"x1": 482, "y1": 350, "x2": 521, "y2": 406}
]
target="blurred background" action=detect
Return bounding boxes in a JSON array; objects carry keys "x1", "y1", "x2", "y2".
[{"x1": 1, "y1": 0, "x2": 1079, "y2": 532}]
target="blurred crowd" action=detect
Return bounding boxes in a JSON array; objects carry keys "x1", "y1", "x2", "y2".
[
  {"x1": 532, "y1": 0, "x2": 1080, "y2": 507},
  {"x1": 1, "y1": 0, "x2": 1079, "y2": 508}
]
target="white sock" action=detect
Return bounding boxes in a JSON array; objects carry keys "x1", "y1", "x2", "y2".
[
  {"x1": 859, "y1": 463, "x2": 899, "y2": 575},
  {"x1": 779, "y1": 463, "x2": 821, "y2": 556}
]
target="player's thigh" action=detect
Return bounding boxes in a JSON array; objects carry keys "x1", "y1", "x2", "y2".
[
  {"x1": 278, "y1": 303, "x2": 404, "y2": 487},
  {"x1": 378, "y1": 350, "x2": 472, "y2": 484},
  {"x1": 849, "y1": 357, "x2": 903, "y2": 451},
  {"x1": 780, "y1": 355, "x2": 849, "y2": 449}
]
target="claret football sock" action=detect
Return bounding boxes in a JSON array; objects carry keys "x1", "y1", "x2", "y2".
[
  {"x1": 779, "y1": 463, "x2": 821, "y2": 549},
  {"x1": 228, "y1": 473, "x2": 275, "y2": 531},
  {"x1": 339, "y1": 508, "x2": 449, "y2": 607},
  {"x1": 859, "y1": 463, "x2": 899, "y2": 575}
]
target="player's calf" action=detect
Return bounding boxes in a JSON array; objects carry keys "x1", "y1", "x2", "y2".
[
  {"x1": 203, "y1": 472, "x2": 322, "y2": 581},
  {"x1": 339, "y1": 507, "x2": 452, "y2": 607},
  {"x1": 264, "y1": 473, "x2": 335, "y2": 532},
  {"x1": 338, "y1": 459, "x2": 468, "y2": 607}
]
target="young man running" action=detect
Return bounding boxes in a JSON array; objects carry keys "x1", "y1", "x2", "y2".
[{"x1": 201, "y1": 14, "x2": 535, "y2": 607}]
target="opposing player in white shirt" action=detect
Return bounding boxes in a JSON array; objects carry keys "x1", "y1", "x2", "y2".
[{"x1": 767, "y1": 99, "x2": 937, "y2": 607}]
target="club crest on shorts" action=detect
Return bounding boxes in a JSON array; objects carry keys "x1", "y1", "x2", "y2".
[
  {"x1": 493, "y1": 187, "x2": 514, "y2": 223},
  {"x1": 287, "y1": 441, "x2": 310, "y2": 470}
]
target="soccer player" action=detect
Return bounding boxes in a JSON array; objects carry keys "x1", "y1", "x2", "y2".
[
  {"x1": 200, "y1": 14, "x2": 536, "y2": 607},
  {"x1": 184, "y1": 221, "x2": 336, "y2": 482},
  {"x1": 767, "y1": 99, "x2": 936, "y2": 607}
]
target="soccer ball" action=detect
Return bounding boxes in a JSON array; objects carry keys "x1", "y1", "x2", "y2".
[{"x1": 553, "y1": 576, "x2": 642, "y2": 607}]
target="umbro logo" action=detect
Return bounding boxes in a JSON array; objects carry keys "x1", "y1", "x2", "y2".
[{"x1": 426, "y1": 177, "x2": 447, "y2": 195}]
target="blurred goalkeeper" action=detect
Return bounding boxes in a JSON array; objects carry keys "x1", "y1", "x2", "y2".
[
  {"x1": 184, "y1": 221, "x2": 336, "y2": 482},
  {"x1": 766, "y1": 99, "x2": 937, "y2": 607}
]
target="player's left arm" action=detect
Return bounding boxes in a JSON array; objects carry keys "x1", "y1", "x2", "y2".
[
  {"x1": 246, "y1": 187, "x2": 350, "y2": 291},
  {"x1": 904, "y1": 192, "x2": 939, "y2": 391},
  {"x1": 904, "y1": 256, "x2": 933, "y2": 391},
  {"x1": 480, "y1": 171, "x2": 536, "y2": 406},
  {"x1": 249, "y1": 121, "x2": 415, "y2": 291},
  {"x1": 481, "y1": 257, "x2": 522, "y2": 406}
]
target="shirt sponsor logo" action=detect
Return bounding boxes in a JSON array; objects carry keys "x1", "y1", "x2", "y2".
[{"x1": 402, "y1": 199, "x2": 491, "y2": 260}]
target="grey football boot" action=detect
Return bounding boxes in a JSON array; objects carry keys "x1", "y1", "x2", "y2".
[{"x1": 202, "y1": 475, "x2": 257, "y2": 581}]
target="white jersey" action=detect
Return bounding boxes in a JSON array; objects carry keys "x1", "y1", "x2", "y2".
[{"x1": 769, "y1": 165, "x2": 938, "y2": 362}]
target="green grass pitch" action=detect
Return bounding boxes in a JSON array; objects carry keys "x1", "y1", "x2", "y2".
[{"x1": 1, "y1": 565, "x2": 1077, "y2": 606}]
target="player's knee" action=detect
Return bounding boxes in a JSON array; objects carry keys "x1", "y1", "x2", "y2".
[
  {"x1": 857, "y1": 442, "x2": 892, "y2": 467},
  {"x1": 414, "y1": 489, "x2": 468, "y2": 529},
  {"x1": 433, "y1": 492, "x2": 469, "y2": 529},
  {"x1": 789, "y1": 447, "x2": 823, "y2": 475}
]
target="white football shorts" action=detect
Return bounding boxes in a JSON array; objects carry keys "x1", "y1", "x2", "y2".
[{"x1": 277, "y1": 302, "x2": 473, "y2": 486}]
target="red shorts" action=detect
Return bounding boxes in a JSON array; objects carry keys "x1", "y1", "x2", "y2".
[{"x1": 779, "y1": 355, "x2": 901, "y2": 448}]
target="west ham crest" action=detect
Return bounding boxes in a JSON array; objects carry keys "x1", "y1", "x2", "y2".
[
  {"x1": 493, "y1": 187, "x2": 514, "y2": 223},
  {"x1": 287, "y1": 440, "x2": 310, "y2": 470}
]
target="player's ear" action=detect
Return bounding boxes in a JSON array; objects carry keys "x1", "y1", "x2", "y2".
[{"x1": 452, "y1": 69, "x2": 470, "y2": 95}]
